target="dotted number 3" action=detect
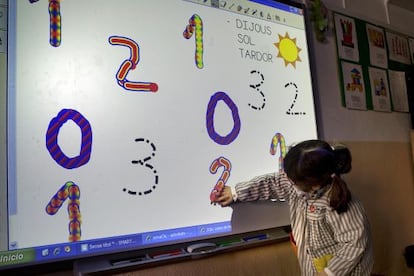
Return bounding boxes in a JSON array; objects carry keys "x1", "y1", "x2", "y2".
[{"x1": 125, "y1": 138, "x2": 159, "y2": 196}]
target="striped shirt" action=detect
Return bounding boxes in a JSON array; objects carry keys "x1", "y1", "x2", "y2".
[{"x1": 234, "y1": 172, "x2": 373, "y2": 276}]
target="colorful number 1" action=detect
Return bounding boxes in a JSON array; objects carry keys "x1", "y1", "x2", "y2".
[
  {"x1": 270, "y1": 132, "x2": 287, "y2": 172},
  {"x1": 183, "y1": 14, "x2": 204, "y2": 69},
  {"x1": 46, "y1": 181, "x2": 81, "y2": 242}
]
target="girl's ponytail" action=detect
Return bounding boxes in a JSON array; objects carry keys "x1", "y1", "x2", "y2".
[
  {"x1": 329, "y1": 175, "x2": 351, "y2": 214},
  {"x1": 332, "y1": 144, "x2": 352, "y2": 175},
  {"x1": 329, "y1": 144, "x2": 352, "y2": 214}
]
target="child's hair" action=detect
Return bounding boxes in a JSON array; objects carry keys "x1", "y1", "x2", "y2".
[{"x1": 283, "y1": 140, "x2": 352, "y2": 214}]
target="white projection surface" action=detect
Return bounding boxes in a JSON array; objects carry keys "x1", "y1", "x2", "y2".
[{"x1": 3, "y1": 0, "x2": 318, "y2": 269}]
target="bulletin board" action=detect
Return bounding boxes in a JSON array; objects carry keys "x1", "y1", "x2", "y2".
[{"x1": 333, "y1": 11, "x2": 414, "y2": 112}]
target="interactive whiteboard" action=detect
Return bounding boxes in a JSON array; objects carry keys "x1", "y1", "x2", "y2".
[{"x1": 1, "y1": 0, "x2": 318, "y2": 270}]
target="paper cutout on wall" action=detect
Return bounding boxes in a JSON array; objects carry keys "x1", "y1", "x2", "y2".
[
  {"x1": 386, "y1": 31, "x2": 411, "y2": 65},
  {"x1": 368, "y1": 67, "x2": 391, "y2": 112},
  {"x1": 334, "y1": 14, "x2": 359, "y2": 62},
  {"x1": 366, "y1": 24, "x2": 388, "y2": 69},
  {"x1": 341, "y1": 61, "x2": 367, "y2": 110},
  {"x1": 389, "y1": 70, "x2": 409, "y2": 112}
]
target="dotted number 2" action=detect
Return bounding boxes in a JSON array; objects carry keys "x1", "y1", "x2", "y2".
[
  {"x1": 285, "y1": 82, "x2": 306, "y2": 115},
  {"x1": 209, "y1": 156, "x2": 232, "y2": 203}
]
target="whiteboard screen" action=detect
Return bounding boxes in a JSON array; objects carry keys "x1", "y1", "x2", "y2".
[{"x1": 2, "y1": 0, "x2": 318, "y2": 269}]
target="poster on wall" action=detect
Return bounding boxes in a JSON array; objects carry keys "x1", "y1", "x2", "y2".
[
  {"x1": 388, "y1": 70, "x2": 409, "y2": 112},
  {"x1": 409, "y1": 37, "x2": 414, "y2": 64},
  {"x1": 334, "y1": 13, "x2": 359, "y2": 62},
  {"x1": 368, "y1": 67, "x2": 391, "y2": 112},
  {"x1": 386, "y1": 31, "x2": 411, "y2": 65},
  {"x1": 341, "y1": 61, "x2": 367, "y2": 110},
  {"x1": 366, "y1": 24, "x2": 387, "y2": 68}
]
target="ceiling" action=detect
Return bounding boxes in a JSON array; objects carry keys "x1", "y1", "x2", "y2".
[{"x1": 387, "y1": 0, "x2": 414, "y2": 12}]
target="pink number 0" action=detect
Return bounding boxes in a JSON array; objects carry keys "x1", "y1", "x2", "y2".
[
  {"x1": 46, "y1": 109, "x2": 92, "y2": 169},
  {"x1": 206, "y1": 91, "x2": 241, "y2": 145}
]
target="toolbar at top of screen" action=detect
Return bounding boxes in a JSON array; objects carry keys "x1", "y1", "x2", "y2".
[{"x1": 183, "y1": 0, "x2": 305, "y2": 29}]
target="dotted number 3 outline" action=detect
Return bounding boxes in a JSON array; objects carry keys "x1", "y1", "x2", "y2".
[{"x1": 124, "y1": 138, "x2": 159, "y2": 196}]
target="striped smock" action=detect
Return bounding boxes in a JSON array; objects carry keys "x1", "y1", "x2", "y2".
[{"x1": 234, "y1": 172, "x2": 373, "y2": 276}]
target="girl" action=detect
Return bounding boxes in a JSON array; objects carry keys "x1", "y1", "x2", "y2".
[{"x1": 215, "y1": 140, "x2": 373, "y2": 276}]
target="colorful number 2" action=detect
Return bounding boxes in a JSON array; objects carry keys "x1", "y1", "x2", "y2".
[{"x1": 209, "y1": 156, "x2": 232, "y2": 203}]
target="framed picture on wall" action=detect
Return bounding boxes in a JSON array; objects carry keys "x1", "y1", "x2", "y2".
[
  {"x1": 386, "y1": 31, "x2": 411, "y2": 65},
  {"x1": 334, "y1": 13, "x2": 359, "y2": 62},
  {"x1": 368, "y1": 67, "x2": 391, "y2": 112},
  {"x1": 366, "y1": 24, "x2": 388, "y2": 69},
  {"x1": 341, "y1": 61, "x2": 367, "y2": 110},
  {"x1": 388, "y1": 70, "x2": 409, "y2": 112},
  {"x1": 409, "y1": 37, "x2": 414, "y2": 64}
]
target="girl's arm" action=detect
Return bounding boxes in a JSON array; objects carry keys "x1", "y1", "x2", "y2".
[{"x1": 215, "y1": 172, "x2": 292, "y2": 206}]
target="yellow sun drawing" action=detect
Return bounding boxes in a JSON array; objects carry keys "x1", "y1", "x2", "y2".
[{"x1": 274, "y1": 32, "x2": 302, "y2": 68}]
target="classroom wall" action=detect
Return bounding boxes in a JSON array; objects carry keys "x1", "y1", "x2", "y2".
[
  {"x1": 313, "y1": 0, "x2": 413, "y2": 142},
  {"x1": 344, "y1": 141, "x2": 414, "y2": 275},
  {"x1": 310, "y1": 0, "x2": 414, "y2": 275}
]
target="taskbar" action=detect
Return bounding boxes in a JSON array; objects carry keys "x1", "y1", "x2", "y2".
[{"x1": 0, "y1": 221, "x2": 231, "y2": 269}]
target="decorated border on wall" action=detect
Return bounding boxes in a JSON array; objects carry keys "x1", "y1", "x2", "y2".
[{"x1": 333, "y1": 11, "x2": 414, "y2": 113}]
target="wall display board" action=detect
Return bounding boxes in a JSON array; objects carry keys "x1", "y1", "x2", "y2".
[
  {"x1": 0, "y1": 0, "x2": 318, "y2": 272},
  {"x1": 334, "y1": 11, "x2": 414, "y2": 113}
]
